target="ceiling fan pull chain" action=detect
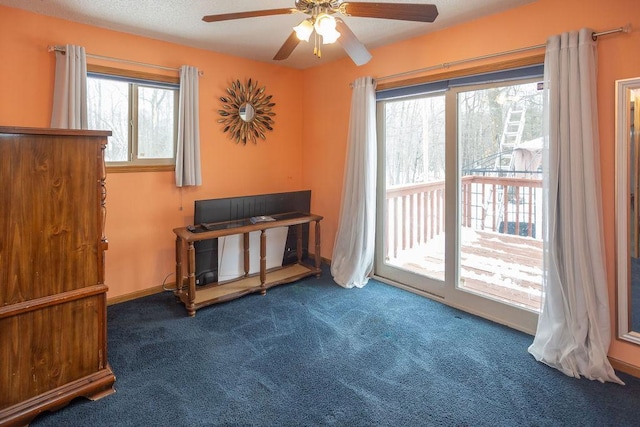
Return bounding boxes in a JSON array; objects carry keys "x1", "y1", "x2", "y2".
[{"x1": 314, "y1": 31, "x2": 319, "y2": 57}]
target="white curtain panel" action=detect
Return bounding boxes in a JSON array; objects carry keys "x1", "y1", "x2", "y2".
[
  {"x1": 175, "y1": 65, "x2": 202, "y2": 187},
  {"x1": 528, "y1": 29, "x2": 622, "y2": 384},
  {"x1": 50, "y1": 44, "x2": 87, "y2": 129},
  {"x1": 331, "y1": 77, "x2": 377, "y2": 288}
]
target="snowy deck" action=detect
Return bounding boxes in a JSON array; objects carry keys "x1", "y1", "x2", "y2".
[
  {"x1": 386, "y1": 228, "x2": 543, "y2": 311},
  {"x1": 384, "y1": 176, "x2": 544, "y2": 311}
]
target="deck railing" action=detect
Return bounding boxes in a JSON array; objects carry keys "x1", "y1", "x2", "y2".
[{"x1": 385, "y1": 174, "x2": 543, "y2": 259}]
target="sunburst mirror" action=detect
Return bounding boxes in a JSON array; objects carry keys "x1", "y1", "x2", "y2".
[{"x1": 218, "y1": 79, "x2": 276, "y2": 145}]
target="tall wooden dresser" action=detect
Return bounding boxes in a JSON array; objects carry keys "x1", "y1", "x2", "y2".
[{"x1": 0, "y1": 127, "x2": 115, "y2": 426}]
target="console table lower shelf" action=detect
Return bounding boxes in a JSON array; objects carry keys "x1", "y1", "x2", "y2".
[
  {"x1": 173, "y1": 212, "x2": 323, "y2": 316},
  {"x1": 178, "y1": 263, "x2": 318, "y2": 312}
]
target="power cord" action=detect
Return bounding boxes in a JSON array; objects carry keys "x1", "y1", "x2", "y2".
[{"x1": 161, "y1": 272, "x2": 178, "y2": 292}]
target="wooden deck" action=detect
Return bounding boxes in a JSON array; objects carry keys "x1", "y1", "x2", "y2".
[{"x1": 385, "y1": 228, "x2": 543, "y2": 311}]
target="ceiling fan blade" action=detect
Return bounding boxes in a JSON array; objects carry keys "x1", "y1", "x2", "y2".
[
  {"x1": 335, "y1": 19, "x2": 372, "y2": 66},
  {"x1": 203, "y1": 8, "x2": 295, "y2": 23},
  {"x1": 273, "y1": 31, "x2": 301, "y2": 61},
  {"x1": 340, "y1": 2, "x2": 438, "y2": 23}
]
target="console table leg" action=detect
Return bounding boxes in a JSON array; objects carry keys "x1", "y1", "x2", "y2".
[
  {"x1": 243, "y1": 232, "x2": 250, "y2": 277},
  {"x1": 187, "y1": 241, "x2": 196, "y2": 316},
  {"x1": 260, "y1": 229, "x2": 266, "y2": 294},
  {"x1": 296, "y1": 223, "x2": 303, "y2": 263},
  {"x1": 315, "y1": 220, "x2": 321, "y2": 275},
  {"x1": 175, "y1": 236, "x2": 183, "y2": 298}
]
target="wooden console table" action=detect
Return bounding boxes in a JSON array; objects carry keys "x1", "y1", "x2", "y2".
[{"x1": 173, "y1": 212, "x2": 322, "y2": 316}]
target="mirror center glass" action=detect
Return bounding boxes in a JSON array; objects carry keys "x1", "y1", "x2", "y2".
[{"x1": 239, "y1": 103, "x2": 255, "y2": 122}]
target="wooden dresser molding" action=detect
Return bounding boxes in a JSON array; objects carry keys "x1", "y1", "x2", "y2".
[{"x1": 0, "y1": 285, "x2": 108, "y2": 319}]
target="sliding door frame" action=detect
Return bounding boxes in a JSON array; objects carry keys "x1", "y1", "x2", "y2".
[{"x1": 374, "y1": 59, "x2": 544, "y2": 335}]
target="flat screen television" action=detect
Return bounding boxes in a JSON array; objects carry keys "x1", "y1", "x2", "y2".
[{"x1": 193, "y1": 190, "x2": 311, "y2": 286}]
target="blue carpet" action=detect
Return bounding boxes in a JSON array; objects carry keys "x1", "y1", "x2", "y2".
[{"x1": 32, "y1": 266, "x2": 640, "y2": 426}]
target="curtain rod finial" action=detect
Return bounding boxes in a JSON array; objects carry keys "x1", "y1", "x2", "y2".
[{"x1": 47, "y1": 45, "x2": 65, "y2": 53}]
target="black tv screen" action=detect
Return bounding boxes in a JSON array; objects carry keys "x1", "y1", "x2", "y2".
[{"x1": 193, "y1": 190, "x2": 311, "y2": 286}]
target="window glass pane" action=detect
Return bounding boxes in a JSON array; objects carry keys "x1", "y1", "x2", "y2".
[
  {"x1": 137, "y1": 86, "x2": 175, "y2": 159},
  {"x1": 457, "y1": 81, "x2": 544, "y2": 311},
  {"x1": 383, "y1": 94, "x2": 446, "y2": 281},
  {"x1": 87, "y1": 77, "x2": 129, "y2": 162}
]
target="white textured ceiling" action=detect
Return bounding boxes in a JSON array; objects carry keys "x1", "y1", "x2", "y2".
[{"x1": 0, "y1": 0, "x2": 536, "y2": 69}]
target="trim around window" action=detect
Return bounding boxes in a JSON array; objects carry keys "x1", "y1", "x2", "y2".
[
  {"x1": 376, "y1": 54, "x2": 545, "y2": 92},
  {"x1": 87, "y1": 64, "x2": 179, "y2": 85},
  {"x1": 106, "y1": 164, "x2": 175, "y2": 173}
]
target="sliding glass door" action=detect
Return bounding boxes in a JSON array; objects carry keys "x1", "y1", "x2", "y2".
[
  {"x1": 378, "y1": 93, "x2": 447, "y2": 287},
  {"x1": 456, "y1": 80, "x2": 544, "y2": 313},
  {"x1": 375, "y1": 69, "x2": 544, "y2": 333}
]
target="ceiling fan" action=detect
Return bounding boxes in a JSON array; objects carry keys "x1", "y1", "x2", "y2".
[{"x1": 203, "y1": 1, "x2": 438, "y2": 66}]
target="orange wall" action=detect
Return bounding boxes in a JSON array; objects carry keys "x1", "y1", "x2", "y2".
[
  {"x1": 3, "y1": 0, "x2": 640, "y2": 371},
  {"x1": 300, "y1": 0, "x2": 640, "y2": 371},
  {"x1": 0, "y1": 6, "x2": 306, "y2": 300}
]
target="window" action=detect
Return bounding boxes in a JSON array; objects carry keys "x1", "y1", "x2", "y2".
[
  {"x1": 87, "y1": 67, "x2": 179, "y2": 169},
  {"x1": 375, "y1": 63, "x2": 544, "y2": 332}
]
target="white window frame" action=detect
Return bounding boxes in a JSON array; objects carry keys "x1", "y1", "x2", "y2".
[{"x1": 87, "y1": 65, "x2": 179, "y2": 172}]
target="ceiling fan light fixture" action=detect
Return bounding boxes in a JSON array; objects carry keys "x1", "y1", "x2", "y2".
[
  {"x1": 293, "y1": 19, "x2": 313, "y2": 42},
  {"x1": 314, "y1": 12, "x2": 336, "y2": 36},
  {"x1": 204, "y1": 1, "x2": 440, "y2": 66},
  {"x1": 321, "y1": 28, "x2": 340, "y2": 44}
]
